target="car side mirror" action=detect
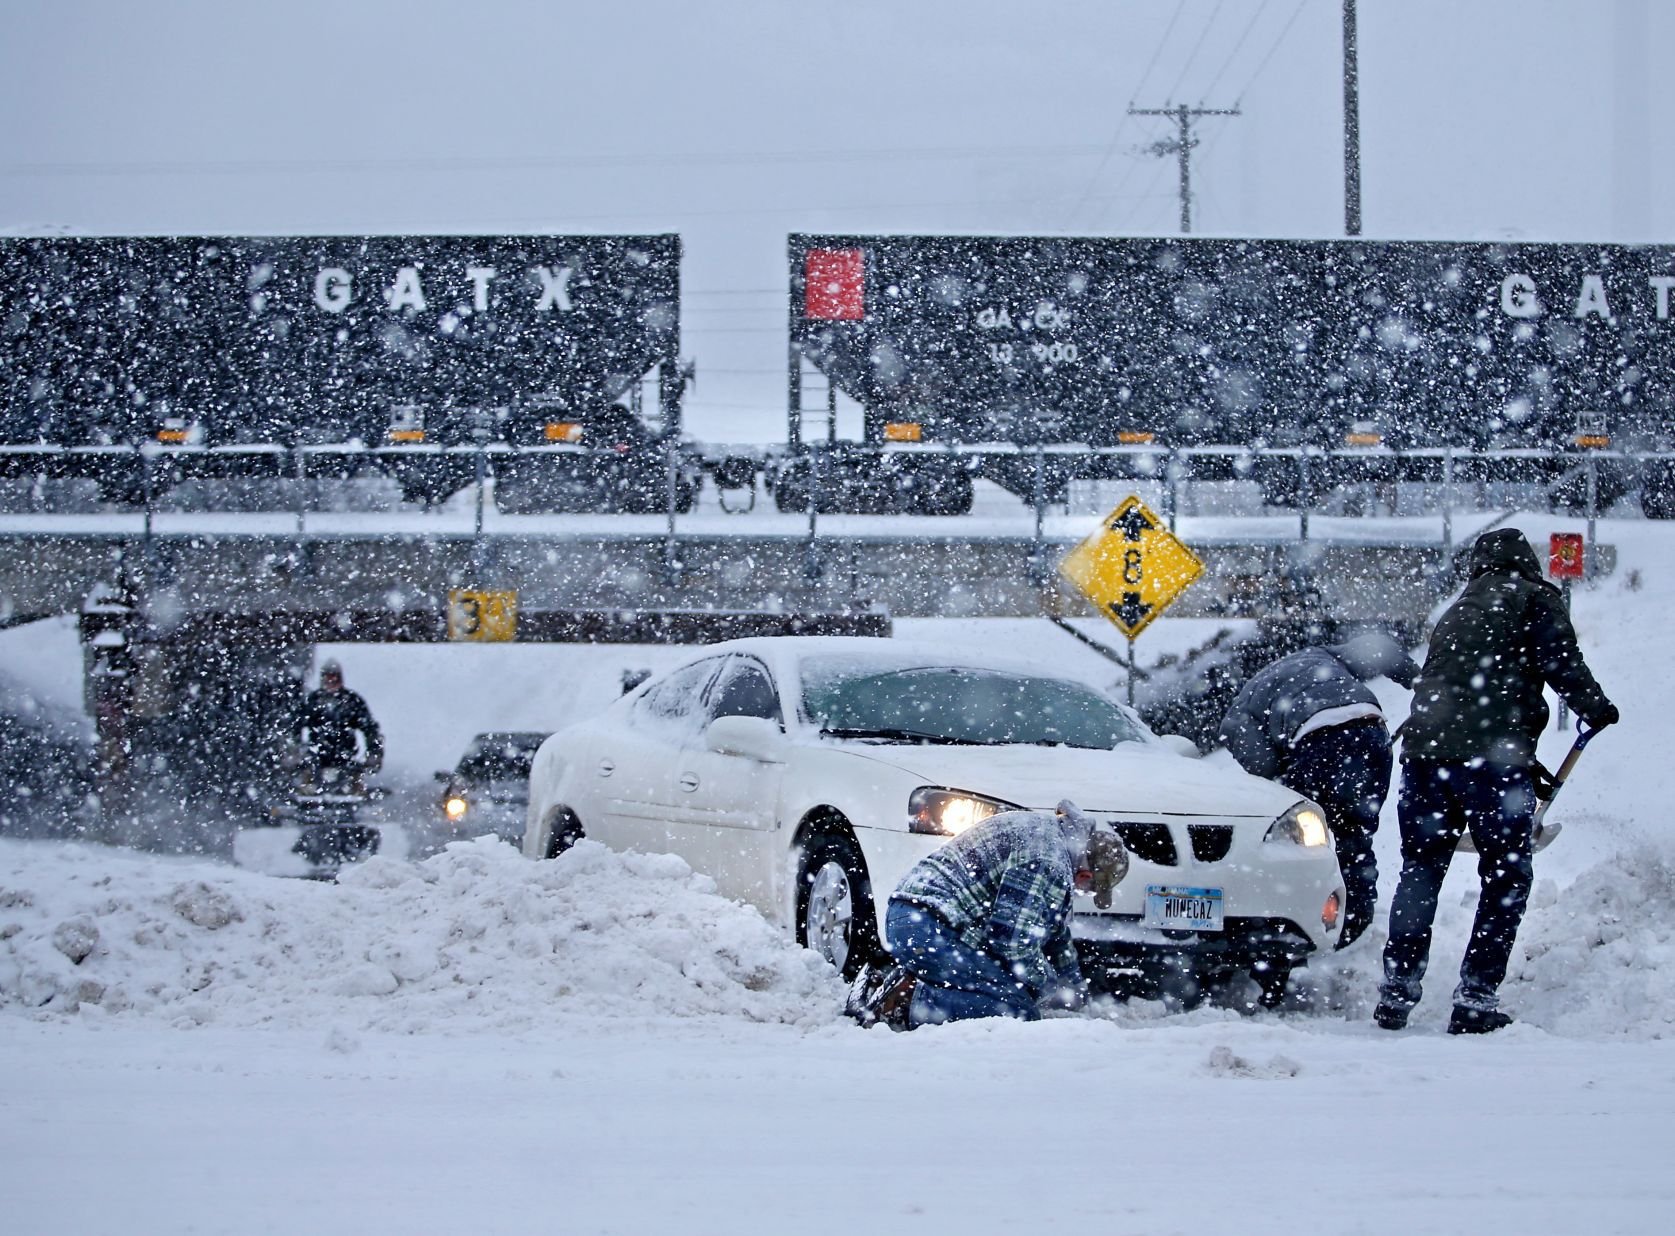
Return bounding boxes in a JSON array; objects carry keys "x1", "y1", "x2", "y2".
[
  {"x1": 704, "y1": 715, "x2": 787, "y2": 763},
  {"x1": 1158, "y1": 734, "x2": 1200, "y2": 758},
  {"x1": 434, "y1": 770, "x2": 454, "y2": 782}
]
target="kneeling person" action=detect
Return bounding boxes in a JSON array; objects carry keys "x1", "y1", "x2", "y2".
[{"x1": 854, "y1": 800, "x2": 1126, "y2": 1029}]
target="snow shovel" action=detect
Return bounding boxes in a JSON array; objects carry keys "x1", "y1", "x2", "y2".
[{"x1": 1456, "y1": 723, "x2": 1604, "y2": 855}]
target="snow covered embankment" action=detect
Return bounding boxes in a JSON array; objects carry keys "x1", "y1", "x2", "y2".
[{"x1": 0, "y1": 836, "x2": 844, "y2": 1031}]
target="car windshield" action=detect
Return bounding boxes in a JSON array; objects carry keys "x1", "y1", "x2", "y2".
[
  {"x1": 457, "y1": 734, "x2": 545, "y2": 780},
  {"x1": 800, "y1": 656, "x2": 1144, "y2": 750}
]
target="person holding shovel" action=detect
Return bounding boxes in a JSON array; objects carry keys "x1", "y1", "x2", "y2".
[{"x1": 1375, "y1": 529, "x2": 1617, "y2": 1035}]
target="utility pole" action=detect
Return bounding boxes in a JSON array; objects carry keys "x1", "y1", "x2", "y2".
[
  {"x1": 1128, "y1": 103, "x2": 1240, "y2": 234},
  {"x1": 1344, "y1": 0, "x2": 1362, "y2": 235}
]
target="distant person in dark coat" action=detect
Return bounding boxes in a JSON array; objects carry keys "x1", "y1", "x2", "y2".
[
  {"x1": 1218, "y1": 631, "x2": 1419, "y2": 949},
  {"x1": 293, "y1": 659, "x2": 384, "y2": 774},
  {"x1": 1376, "y1": 529, "x2": 1617, "y2": 1035}
]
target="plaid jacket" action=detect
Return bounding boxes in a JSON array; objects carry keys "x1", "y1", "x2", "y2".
[{"x1": 891, "y1": 811, "x2": 1082, "y2": 997}]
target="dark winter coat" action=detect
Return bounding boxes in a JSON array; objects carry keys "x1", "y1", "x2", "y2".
[
  {"x1": 1218, "y1": 633, "x2": 1419, "y2": 780},
  {"x1": 1402, "y1": 529, "x2": 1613, "y2": 768},
  {"x1": 293, "y1": 687, "x2": 383, "y2": 768}
]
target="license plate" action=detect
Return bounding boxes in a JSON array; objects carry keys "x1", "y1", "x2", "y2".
[{"x1": 1144, "y1": 885, "x2": 1224, "y2": 931}]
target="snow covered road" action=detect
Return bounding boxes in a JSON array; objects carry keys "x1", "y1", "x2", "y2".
[{"x1": 3, "y1": 827, "x2": 1674, "y2": 1235}]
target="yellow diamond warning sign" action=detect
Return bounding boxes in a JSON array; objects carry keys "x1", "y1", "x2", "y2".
[{"x1": 1058, "y1": 495, "x2": 1204, "y2": 639}]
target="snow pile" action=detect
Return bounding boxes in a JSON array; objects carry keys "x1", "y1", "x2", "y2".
[
  {"x1": 1506, "y1": 842, "x2": 1675, "y2": 1039},
  {"x1": 0, "y1": 836, "x2": 844, "y2": 1031}
]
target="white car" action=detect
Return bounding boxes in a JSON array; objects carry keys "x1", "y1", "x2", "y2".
[{"x1": 524, "y1": 637, "x2": 1345, "y2": 1003}]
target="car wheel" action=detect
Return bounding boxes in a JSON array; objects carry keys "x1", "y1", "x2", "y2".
[
  {"x1": 795, "y1": 827, "x2": 880, "y2": 980},
  {"x1": 543, "y1": 808, "x2": 584, "y2": 859}
]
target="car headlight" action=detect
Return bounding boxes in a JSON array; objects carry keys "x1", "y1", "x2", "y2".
[
  {"x1": 908, "y1": 787, "x2": 1021, "y2": 836},
  {"x1": 444, "y1": 794, "x2": 469, "y2": 822},
  {"x1": 1264, "y1": 802, "x2": 1329, "y2": 847}
]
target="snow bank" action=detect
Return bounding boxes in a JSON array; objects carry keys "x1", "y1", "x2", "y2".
[{"x1": 0, "y1": 836, "x2": 844, "y2": 1031}]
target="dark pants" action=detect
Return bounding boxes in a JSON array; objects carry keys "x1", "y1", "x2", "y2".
[
  {"x1": 1283, "y1": 720, "x2": 1392, "y2": 949},
  {"x1": 885, "y1": 901, "x2": 1038, "y2": 1025},
  {"x1": 1380, "y1": 759, "x2": 1537, "y2": 1013}
]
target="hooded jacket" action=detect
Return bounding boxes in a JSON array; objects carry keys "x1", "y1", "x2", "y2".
[
  {"x1": 1402, "y1": 528, "x2": 1612, "y2": 767},
  {"x1": 1218, "y1": 632, "x2": 1419, "y2": 780}
]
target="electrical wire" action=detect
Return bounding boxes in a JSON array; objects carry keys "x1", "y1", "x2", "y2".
[
  {"x1": 473, "y1": 186, "x2": 1177, "y2": 231},
  {"x1": 1, "y1": 142, "x2": 1128, "y2": 180},
  {"x1": 1058, "y1": 0, "x2": 1188, "y2": 231},
  {"x1": 1199, "y1": 0, "x2": 1274, "y2": 107},
  {"x1": 1163, "y1": 0, "x2": 1229, "y2": 106},
  {"x1": 1233, "y1": 0, "x2": 1312, "y2": 107}
]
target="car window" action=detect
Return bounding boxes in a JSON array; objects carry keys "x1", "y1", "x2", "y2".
[
  {"x1": 706, "y1": 658, "x2": 781, "y2": 725},
  {"x1": 801, "y1": 658, "x2": 1145, "y2": 750},
  {"x1": 628, "y1": 659, "x2": 725, "y2": 740}
]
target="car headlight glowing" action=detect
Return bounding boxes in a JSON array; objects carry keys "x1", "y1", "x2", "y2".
[
  {"x1": 908, "y1": 787, "x2": 1021, "y2": 837},
  {"x1": 444, "y1": 795, "x2": 469, "y2": 822},
  {"x1": 1264, "y1": 803, "x2": 1329, "y2": 847}
]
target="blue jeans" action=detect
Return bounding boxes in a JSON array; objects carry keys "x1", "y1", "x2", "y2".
[
  {"x1": 1380, "y1": 759, "x2": 1537, "y2": 1012},
  {"x1": 1283, "y1": 720, "x2": 1392, "y2": 949},
  {"x1": 885, "y1": 900, "x2": 1038, "y2": 1025}
]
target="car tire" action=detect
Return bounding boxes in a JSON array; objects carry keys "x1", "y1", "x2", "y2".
[
  {"x1": 795, "y1": 826, "x2": 881, "y2": 981},
  {"x1": 543, "y1": 809, "x2": 584, "y2": 859}
]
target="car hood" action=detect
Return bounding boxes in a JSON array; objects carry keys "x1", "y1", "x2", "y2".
[{"x1": 838, "y1": 741, "x2": 1296, "y2": 820}]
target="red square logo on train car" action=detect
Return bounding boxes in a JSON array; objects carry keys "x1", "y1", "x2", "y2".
[
  {"x1": 804, "y1": 248, "x2": 865, "y2": 320},
  {"x1": 1549, "y1": 532, "x2": 1585, "y2": 579}
]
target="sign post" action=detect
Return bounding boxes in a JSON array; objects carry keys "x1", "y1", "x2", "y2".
[
  {"x1": 1058, "y1": 495, "x2": 1204, "y2": 704},
  {"x1": 1549, "y1": 532, "x2": 1585, "y2": 729}
]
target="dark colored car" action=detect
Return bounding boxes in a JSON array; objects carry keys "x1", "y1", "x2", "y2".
[{"x1": 435, "y1": 731, "x2": 550, "y2": 843}]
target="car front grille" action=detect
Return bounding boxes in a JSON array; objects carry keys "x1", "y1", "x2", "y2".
[
  {"x1": 1188, "y1": 824, "x2": 1234, "y2": 863},
  {"x1": 1112, "y1": 821, "x2": 1177, "y2": 866}
]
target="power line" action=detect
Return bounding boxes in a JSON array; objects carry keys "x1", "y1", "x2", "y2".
[
  {"x1": 1059, "y1": 0, "x2": 1188, "y2": 230},
  {"x1": 472, "y1": 186, "x2": 1179, "y2": 230},
  {"x1": 1194, "y1": 0, "x2": 1311, "y2": 166},
  {"x1": 1133, "y1": 0, "x2": 1191, "y2": 105},
  {"x1": 1200, "y1": 0, "x2": 1275, "y2": 104},
  {"x1": 1163, "y1": 0, "x2": 1229, "y2": 104},
  {"x1": 1234, "y1": 0, "x2": 1312, "y2": 106},
  {"x1": 0, "y1": 142, "x2": 1128, "y2": 181}
]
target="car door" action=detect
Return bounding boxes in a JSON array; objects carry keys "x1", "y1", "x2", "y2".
[
  {"x1": 587, "y1": 658, "x2": 724, "y2": 855},
  {"x1": 661, "y1": 654, "x2": 788, "y2": 911}
]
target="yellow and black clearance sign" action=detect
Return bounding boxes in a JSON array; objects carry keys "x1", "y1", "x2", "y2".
[
  {"x1": 1058, "y1": 495, "x2": 1204, "y2": 639},
  {"x1": 447, "y1": 589, "x2": 518, "y2": 642}
]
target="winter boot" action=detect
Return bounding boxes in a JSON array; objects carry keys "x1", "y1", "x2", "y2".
[
  {"x1": 844, "y1": 963, "x2": 888, "y2": 1027},
  {"x1": 1448, "y1": 1005, "x2": 1513, "y2": 1035},
  {"x1": 844, "y1": 963, "x2": 918, "y2": 1031},
  {"x1": 1372, "y1": 1001, "x2": 1410, "y2": 1031},
  {"x1": 870, "y1": 965, "x2": 919, "y2": 1031}
]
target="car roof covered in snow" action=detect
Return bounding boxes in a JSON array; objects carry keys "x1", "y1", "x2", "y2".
[{"x1": 649, "y1": 635, "x2": 1098, "y2": 686}]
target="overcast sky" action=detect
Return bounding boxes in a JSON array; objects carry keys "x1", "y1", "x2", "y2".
[{"x1": 1, "y1": 0, "x2": 1667, "y2": 442}]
